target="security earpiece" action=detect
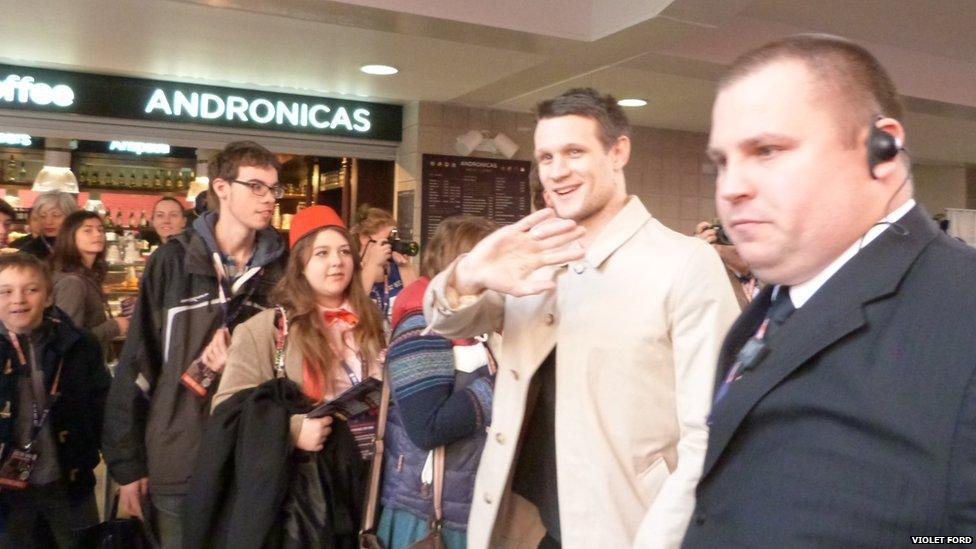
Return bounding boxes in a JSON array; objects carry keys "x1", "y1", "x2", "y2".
[{"x1": 867, "y1": 122, "x2": 902, "y2": 179}]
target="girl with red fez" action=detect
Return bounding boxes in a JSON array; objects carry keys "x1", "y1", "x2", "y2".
[
  {"x1": 187, "y1": 205, "x2": 385, "y2": 547},
  {"x1": 214, "y1": 204, "x2": 384, "y2": 451}
]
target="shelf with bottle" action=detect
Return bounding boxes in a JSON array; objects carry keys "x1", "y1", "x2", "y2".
[
  {"x1": 281, "y1": 181, "x2": 309, "y2": 200},
  {"x1": 72, "y1": 150, "x2": 195, "y2": 193},
  {"x1": 0, "y1": 150, "x2": 45, "y2": 185},
  {"x1": 102, "y1": 207, "x2": 153, "y2": 233},
  {"x1": 75, "y1": 164, "x2": 196, "y2": 192}
]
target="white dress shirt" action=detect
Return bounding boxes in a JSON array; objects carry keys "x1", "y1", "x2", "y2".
[{"x1": 788, "y1": 199, "x2": 916, "y2": 309}]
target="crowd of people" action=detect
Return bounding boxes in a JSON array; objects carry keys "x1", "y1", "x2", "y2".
[{"x1": 0, "y1": 33, "x2": 972, "y2": 549}]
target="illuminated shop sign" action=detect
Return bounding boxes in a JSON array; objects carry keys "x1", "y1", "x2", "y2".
[
  {"x1": 0, "y1": 133, "x2": 33, "y2": 146},
  {"x1": 0, "y1": 63, "x2": 401, "y2": 141},
  {"x1": 0, "y1": 74, "x2": 74, "y2": 108},
  {"x1": 143, "y1": 90, "x2": 372, "y2": 132},
  {"x1": 108, "y1": 140, "x2": 171, "y2": 155}
]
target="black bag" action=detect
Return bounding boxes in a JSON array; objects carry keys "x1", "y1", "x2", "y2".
[{"x1": 76, "y1": 494, "x2": 158, "y2": 549}]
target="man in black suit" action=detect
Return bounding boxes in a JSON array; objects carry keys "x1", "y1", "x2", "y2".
[{"x1": 682, "y1": 35, "x2": 976, "y2": 547}]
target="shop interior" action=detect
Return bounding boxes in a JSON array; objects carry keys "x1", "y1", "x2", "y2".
[{"x1": 0, "y1": 134, "x2": 394, "y2": 315}]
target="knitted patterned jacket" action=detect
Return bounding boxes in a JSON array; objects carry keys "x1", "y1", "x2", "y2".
[{"x1": 379, "y1": 278, "x2": 496, "y2": 530}]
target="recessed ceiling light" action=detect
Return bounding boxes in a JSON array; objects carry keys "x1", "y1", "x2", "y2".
[
  {"x1": 617, "y1": 98, "x2": 647, "y2": 107},
  {"x1": 360, "y1": 64, "x2": 399, "y2": 76}
]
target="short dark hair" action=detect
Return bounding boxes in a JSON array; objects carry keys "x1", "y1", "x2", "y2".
[
  {"x1": 51, "y1": 210, "x2": 108, "y2": 283},
  {"x1": 0, "y1": 199, "x2": 15, "y2": 221},
  {"x1": 719, "y1": 34, "x2": 903, "y2": 144},
  {"x1": 535, "y1": 88, "x2": 631, "y2": 149},
  {"x1": 0, "y1": 252, "x2": 52, "y2": 294},
  {"x1": 207, "y1": 141, "x2": 281, "y2": 210},
  {"x1": 153, "y1": 196, "x2": 185, "y2": 216}
]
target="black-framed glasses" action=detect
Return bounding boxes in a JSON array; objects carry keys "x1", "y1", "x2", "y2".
[{"x1": 232, "y1": 179, "x2": 284, "y2": 199}]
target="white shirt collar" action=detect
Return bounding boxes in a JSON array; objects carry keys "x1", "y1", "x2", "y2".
[{"x1": 788, "y1": 199, "x2": 916, "y2": 309}]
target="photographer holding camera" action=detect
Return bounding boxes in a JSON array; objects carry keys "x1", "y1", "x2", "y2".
[
  {"x1": 695, "y1": 220, "x2": 758, "y2": 309},
  {"x1": 353, "y1": 206, "x2": 419, "y2": 328}
]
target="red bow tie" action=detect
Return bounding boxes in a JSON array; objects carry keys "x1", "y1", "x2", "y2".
[{"x1": 323, "y1": 309, "x2": 359, "y2": 326}]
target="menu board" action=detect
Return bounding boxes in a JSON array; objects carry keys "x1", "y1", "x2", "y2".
[
  {"x1": 396, "y1": 190, "x2": 415, "y2": 241},
  {"x1": 421, "y1": 154, "x2": 530, "y2": 244}
]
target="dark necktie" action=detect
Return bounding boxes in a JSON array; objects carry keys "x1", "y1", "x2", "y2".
[
  {"x1": 761, "y1": 286, "x2": 795, "y2": 342},
  {"x1": 714, "y1": 286, "x2": 795, "y2": 403}
]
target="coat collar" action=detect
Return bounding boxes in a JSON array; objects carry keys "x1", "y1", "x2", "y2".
[
  {"x1": 701, "y1": 204, "x2": 940, "y2": 479},
  {"x1": 179, "y1": 229, "x2": 218, "y2": 277},
  {"x1": 1, "y1": 308, "x2": 83, "y2": 384},
  {"x1": 583, "y1": 196, "x2": 651, "y2": 269}
]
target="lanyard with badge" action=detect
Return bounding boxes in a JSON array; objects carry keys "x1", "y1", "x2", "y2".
[
  {"x1": 211, "y1": 252, "x2": 260, "y2": 328},
  {"x1": 181, "y1": 253, "x2": 259, "y2": 397},
  {"x1": 0, "y1": 331, "x2": 63, "y2": 489}
]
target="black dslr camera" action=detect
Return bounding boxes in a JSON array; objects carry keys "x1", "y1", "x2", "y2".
[
  {"x1": 711, "y1": 224, "x2": 733, "y2": 246},
  {"x1": 387, "y1": 228, "x2": 419, "y2": 257}
]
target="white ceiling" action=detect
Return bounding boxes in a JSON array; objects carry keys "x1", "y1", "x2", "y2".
[{"x1": 1, "y1": 0, "x2": 975, "y2": 164}]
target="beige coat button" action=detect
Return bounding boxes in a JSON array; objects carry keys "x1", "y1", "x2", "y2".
[
  {"x1": 573, "y1": 263, "x2": 586, "y2": 274},
  {"x1": 483, "y1": 492, "x2": 493, "y2": 504},
  {"x1": 511, "y1": 369, "x2": 520, "y2": 380},
  {"x1": 544, "y1": 313, "x2": 555, "y2": 325},
  {"x1": 495, "y1": 432, "x2": 506, "y2": 444}
]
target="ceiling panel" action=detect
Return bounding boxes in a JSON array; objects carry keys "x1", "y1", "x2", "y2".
[
  {"x1": 743, "y1": 0, "x2": 976, "y2": 64},
  {"x1": 495, "y1": 65, "x2": 717, "y2": 133},
  {"x1": 0, "y1": 0, "x2": 546, "y2": 102},
  {"x1": 0, "y1": 0, "x2": 973, "y2": 164}
]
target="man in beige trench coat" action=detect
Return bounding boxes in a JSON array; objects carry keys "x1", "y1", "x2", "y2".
[{"x1": 424, "y1": 88, "x2": 739, "y2": 548}]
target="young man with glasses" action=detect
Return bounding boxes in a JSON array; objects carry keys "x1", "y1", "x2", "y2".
[{"x1": 103, "y1": 141, "x2": 287, "y2": 547}]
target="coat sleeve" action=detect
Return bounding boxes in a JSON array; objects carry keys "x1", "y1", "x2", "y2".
[
  {"x1": 212, "y1": 316, "x2": 275, "y2": 413},
  {"x1": 53, "y1": 275, "x2": 88, "y2": 327},
  {"x1": 386, "y1": 311, "x2": 493, "y2": 451},
  {"x1": 101, "y1": 250, "x2": 168, "y2": 484},
  {"x1": 53, "y1": 275, "x2": 120, "y2": 350},
  {"x1": 633, "y1": 243, "x2": 740, "y2": 549},
  {"x1": 947, "y1": 365, "x2": 976, "y2": 533},
  {"x1": 423, "y1": 255, "x2": 505, "y2": 339},
  {"x1": 214, "y1": 313, "x2": 304, "y2": 443}
]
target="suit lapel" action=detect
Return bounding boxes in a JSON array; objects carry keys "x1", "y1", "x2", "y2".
[{"x1": 702, "y1": 204, "x2": 940, "y2": 479}]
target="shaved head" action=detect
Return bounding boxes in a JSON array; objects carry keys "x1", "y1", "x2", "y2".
[{"x1": 719, "y1": 34, "x2": 903, "y2": 147}]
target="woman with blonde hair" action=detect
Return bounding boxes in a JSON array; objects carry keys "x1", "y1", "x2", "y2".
[{"x1": 351, "y1": 206, "x2": 418, "y2": 326}]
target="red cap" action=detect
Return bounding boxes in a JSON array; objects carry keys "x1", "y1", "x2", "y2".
[{"x1": 289, "y1": 205, "x2": 345, "y2": 248}]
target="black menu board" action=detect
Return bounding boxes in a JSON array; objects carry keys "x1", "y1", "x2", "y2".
[
  {"x1": 396, "y1": 190, "x2": 415, "y2": 241},
  {"x1": 421, "y1": 154, "x2": 531, "y2": 244}
]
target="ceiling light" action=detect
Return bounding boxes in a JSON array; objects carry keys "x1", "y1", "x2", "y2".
[
  {"x1": 618, "y1": 98, "x2": 647, "y2": 107},
  {"x1": 360, "y1": 64, "x2": 399, "y2": 76}
]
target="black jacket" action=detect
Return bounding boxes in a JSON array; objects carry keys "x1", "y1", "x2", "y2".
[
  {"x1": 19, "y1": 235, "x2": 55, "y2": 261},
  {"x1": 183, "y1": 378, "x2": 367, "y2": 549},
  {"x1": 102, "y1": 213, "x2": 286, "y2": 494},
  {"x1": 684, "y1": 205, "x2": 976, "y2": 547},
  {"x1": 0, "y1": 308, "x2": 110, "y2": 500}
]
